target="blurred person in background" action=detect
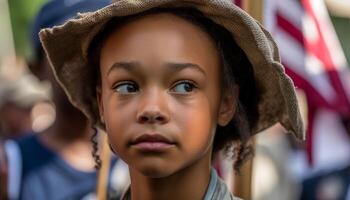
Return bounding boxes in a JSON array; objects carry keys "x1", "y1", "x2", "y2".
[
  {"x1": 0, "y1": 75, "x2": 50, "y2": 140},
  {"x1": 0, "y1": 0, "x2": 129, "y2": 199},
  {"x1": 0, "y1": 74, "x2": 50, "y2": 200}
]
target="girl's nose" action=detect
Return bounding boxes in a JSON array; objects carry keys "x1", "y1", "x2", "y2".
[
  {"x1": 136, "y1": 91, "x2": 170, "y2": 124},
  {"x1": 137, "y1": 110, "x2": 169, "y2": 124}
]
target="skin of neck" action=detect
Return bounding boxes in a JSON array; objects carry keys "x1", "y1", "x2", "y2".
[{"x1": 129, "y1": 146, "x2": 213, "y2": 200}]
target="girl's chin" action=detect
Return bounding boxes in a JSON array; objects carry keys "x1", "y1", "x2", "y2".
[
  {"x1": 136, "y1": 165, "x2": 176, "y2": 178},
  {"x1": 127, "y1": 155, "x2": 180, "y2": 178}
]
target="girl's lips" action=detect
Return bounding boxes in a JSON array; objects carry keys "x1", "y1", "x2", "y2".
[
  {"x1": 131, "y1": 141, "x2": 175, "y2": 151},
  {"x1": 130, "y1": 134, "x2": 176, "y2": 151}
]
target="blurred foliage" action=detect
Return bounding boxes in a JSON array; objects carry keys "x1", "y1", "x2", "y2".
[
  {"x1": 331, "y1": 16, "x2": 350, "y2": 66},
  {"x1": 8, "y1": 0, "x2": 46, "y2": 59}
]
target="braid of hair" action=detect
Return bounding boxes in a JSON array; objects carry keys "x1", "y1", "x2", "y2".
[{"x1": 91, "y1": 127, "x2": 102, "y2": 170}]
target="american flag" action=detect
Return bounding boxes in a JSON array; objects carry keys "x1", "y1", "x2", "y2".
[{"x1": 233, "y1": 0, "x2": 350, "y2": 166}]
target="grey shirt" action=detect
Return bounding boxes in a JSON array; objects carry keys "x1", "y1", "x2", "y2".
[{"x1": 122, "y1": 169, "x2": 241, "y2": 200}]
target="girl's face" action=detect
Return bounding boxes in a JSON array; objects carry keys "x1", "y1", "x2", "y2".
[{"x1": 98, "y1": 13, "x2": 236, "y2": 178}]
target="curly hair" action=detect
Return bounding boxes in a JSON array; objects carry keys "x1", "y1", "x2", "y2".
[
  {"x1": 88, "y1": 7, "x2": 259, "y2": 172},
  {"x1": 91, "y1": 127, "x2": 102, "y2": 170}
]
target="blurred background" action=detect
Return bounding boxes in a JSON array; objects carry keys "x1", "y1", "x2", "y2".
[
  {"x1": 0, "y1": 0, "x2": 53, "y2": 139},
  {"x1": 0, "y1": 0, "x2": 349, "y2": 199}
]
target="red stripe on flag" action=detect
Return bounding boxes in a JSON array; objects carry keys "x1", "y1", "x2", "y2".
[
  {"x1": 306, "y1": 105, "x2": 317, "y2": 164},
  {"x1": 277, "y1": 13, "x2": 304, "y2": 45},
  {"x1": 284, "y1": 63, "x2": 331, "y2": 108},
  {"x1": 235, "y1": 0, "x2": 242, "y2": 8},
  {"x1": 303, "y1": 0, "x2": 334, "y2": 71}
]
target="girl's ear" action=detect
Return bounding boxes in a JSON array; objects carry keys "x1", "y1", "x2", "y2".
[
  {"x1": 96, "y1": 87, "x2": 105, "y2": 123},
  {"x1": 217, "y1": 85, "x2": 239, "y2": 126}
]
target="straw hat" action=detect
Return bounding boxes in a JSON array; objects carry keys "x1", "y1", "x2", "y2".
[{"x1": 39, "y1": 0, "x2": 305, "y2": 140}]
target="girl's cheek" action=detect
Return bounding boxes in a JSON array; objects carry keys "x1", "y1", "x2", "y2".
[
  {"x1": 103, "y1": 98, "x2": 133, "y2": 146},
  {"x1": 173, "y1": 96, "x2": 215, "y2": 144}
]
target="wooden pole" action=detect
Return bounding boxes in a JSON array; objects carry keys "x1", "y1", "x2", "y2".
[
  {"x1": 232, "y1": 0, "x2": 264, "y2": 199},
  {"x1": 242, "y1": 0, "x2": 264, "y2": 22},
  {"x1": 96, "y1": 133, "x2": 112, "y2": 200},
  {"x1": 232, "y1": 140, "x2": 255, "y2": 200}
]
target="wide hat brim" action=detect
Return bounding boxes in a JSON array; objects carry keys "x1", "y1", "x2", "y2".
[{"x1": 39, "y1": 0, "x2": 304, "y2": 140}]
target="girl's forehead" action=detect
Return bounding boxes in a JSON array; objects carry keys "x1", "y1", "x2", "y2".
[
  {"x1": 103, "y1": 13, "x2": 216, "y2": 49},
  {"x1": 99, "y1": 12, "x2": 221, "y2": 76}
]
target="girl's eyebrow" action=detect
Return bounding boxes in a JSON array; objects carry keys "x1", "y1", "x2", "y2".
[
  {"x1": 107, "y1": 61, "x2": 140, "y2": 76},
  {"x1": 165, "y1": 62, "x2": 206, "y2": 76},
  {"x1": 107, "y1": 61, "x2": 206, "y2": 76}
]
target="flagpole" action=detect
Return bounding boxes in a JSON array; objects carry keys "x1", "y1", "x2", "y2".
[
  {"x1": 96, "y1": 133, "x2": 112, "y2": 200},
  {"x1": 232, "y1": 0, "x2": 264, "y2": 199}
]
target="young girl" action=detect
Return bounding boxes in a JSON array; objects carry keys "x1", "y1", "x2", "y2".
[{"x1": 39, "y1": 0, "x2": 304, "y2": 199}]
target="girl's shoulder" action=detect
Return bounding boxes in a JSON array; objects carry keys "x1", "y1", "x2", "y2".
[
  {"x1": 208, "y1": 169, "x2": 241, "y2": 200},
  {"x1": 120, "y1": 174, "x2": 242, "y2": 200},
  {"x1": 213, "y1": 177, "x2": 242, "y2": 200}
]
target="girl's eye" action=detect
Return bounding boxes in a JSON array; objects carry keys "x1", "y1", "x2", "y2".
[
  {"x1": 114, "y1": 82, "x2": 139, "y2": 94},
  {"x1": 171, "y1": 81, "x2": 196, "y2": 93}
]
